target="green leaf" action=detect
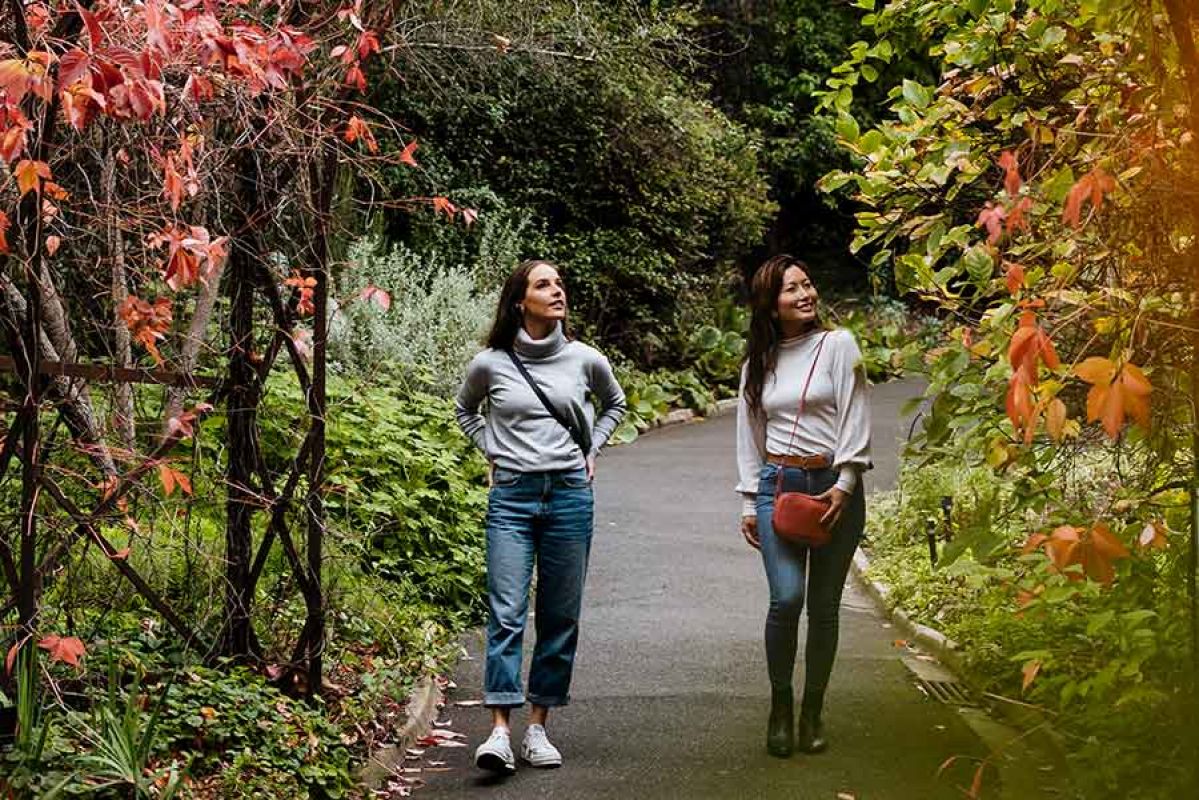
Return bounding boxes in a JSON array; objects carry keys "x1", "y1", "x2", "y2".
[
  {"x1": 1042, "y1": 165, "x2": 1075, "y2": 203},
  {"x1": 901, "y1": 79, "x2": 932, "y2": 109},
  {"x1": 836, "y1": 113, "x2": 861, "y2": 143}
]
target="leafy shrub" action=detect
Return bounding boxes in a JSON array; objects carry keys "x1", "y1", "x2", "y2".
[
  {"x1": 827, "y1": 296, "x2": 941, "y2": 382},
  {"x1": 370, "y1": 1, "x2": 775, "y2": 367},
  {"x1": 258, "y1": 374, "x2": 490, "y2": 618},
  {"x1": 864, "y1": 462, "x2": 1196, "y2": 799},
  {"x1": 329, "y1": 236, "x2": 497, "y2": 397}
]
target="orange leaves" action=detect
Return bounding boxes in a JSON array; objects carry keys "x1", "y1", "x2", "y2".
[
  {"x1": 344, "y1": 63, "x2": 367, "y2": 92},
  {"x1": 162, "y1": 138, "x2": 200, "y2": 211},
  {"x1": 148, "y1": 225, "x2": 228, "y2": 290},
  {"x1": 1044, "y1": 397, "x2": 1068, "y2": 441},
  {"x1": 166, "y1": 402, "x2": 213, "y2": 440},
  {"x1": 1005, "y1": 311, "x2": 1060, "y2": 442},
  {"x1": 356, "y1": 31, "x2": 381, "y2": 60},
  {"x1": 998, "y1": 150, "x2": 1022, "y2": 197},
  {"x1": 158, "y1": 462, "x2": 193, "y2": 496},
  {"x1": 1004, "y1": 261, "x2": 1025, "y2": 295},
  {"x1": 0, "y1": 210, "x2": 9, "y2": 254},
  {"x1": 344, "y1": 115, "x2": 378, "y2": 153},
  {"x1": 118, "y1": 295, "x2": 173, "y2": 364},
  {"x1": 0, "y1": 52, "x2": 55, "y2": 105},
  {"x1": 1023, "y1": 523, "x2": 1131, "y2": 585},
  {"x1": 144, "y1": 0, "x2": 172, "y2": 54},
  {"x1": 15, "y1": 159, "x2": 51, "y2": 196},
  {"x1": 285, "y1": 272, "x2": 317, "y2": 316},
  {"x1": 399, "y1": 139, "x2": 419, "y2": 167},
  {"x1": 1021, "y1": 659, "x2": 1041, "y2": 693},
  {"x1": 432, "y1": 196, "x2": 457, "y2": 218},
  {"x1": 1074, "y1": 356, "x2": 1152, "y2": 438},
  {"x1": 38, "y1": 634, "x2": 87, "y2": 668},
  {"x1": 1062, "y1": 166, "x2": 1116, "y2": 227},
  {"x1": 0, "y1": 102, "x2": 33, "y2": 163},
  {"x1": 976, "y1": 202, "x2": 1005, "y2": 244}
]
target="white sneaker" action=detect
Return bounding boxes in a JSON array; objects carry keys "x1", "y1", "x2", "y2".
[
  {"x1": 520, "y1": 724, "x2": 563, "y2": 768},
  {"x1": 475, "y1": 727, "x2": 516, "y2": 774}
]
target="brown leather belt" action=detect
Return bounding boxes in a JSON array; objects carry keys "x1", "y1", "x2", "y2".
[{"x1": 767, "y1": 452, "x2": 831, "y2": 470}]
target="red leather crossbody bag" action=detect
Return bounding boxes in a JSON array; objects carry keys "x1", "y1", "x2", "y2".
[{"x1": 770, "y1": 333, "x2": 833, "y2": 547}]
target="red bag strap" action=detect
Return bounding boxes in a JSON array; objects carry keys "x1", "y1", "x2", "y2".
[{"x1": 775, "y1": 331, "x2": 830, "y2": 490}]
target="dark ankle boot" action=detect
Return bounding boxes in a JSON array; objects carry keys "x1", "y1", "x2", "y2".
[
  {"x1": 797, "y1": 713, "x2": 827, "y2": 754},
  {"x1": 766, "y1": 689, "x2": 794, "y2": 758}
]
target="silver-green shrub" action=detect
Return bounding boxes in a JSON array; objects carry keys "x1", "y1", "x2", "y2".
[{"x1": 330, "y1": 236, "x2": 498, "y2": 396}]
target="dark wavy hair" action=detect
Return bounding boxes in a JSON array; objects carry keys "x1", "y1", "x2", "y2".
[
  {"x1": 743, "y1": 254, "x2": 823, "y2": 416},
  {"x1": 485, "y1": 259, "x2": 570, "y2": 350}
]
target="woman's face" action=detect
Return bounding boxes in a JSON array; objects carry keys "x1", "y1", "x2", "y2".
[
  {"x1": 775, "y1": 265, "x2": 818, "y2": 328},
  {"x1": 521, "y1": 263, "x2": 567, "y2": 323}
]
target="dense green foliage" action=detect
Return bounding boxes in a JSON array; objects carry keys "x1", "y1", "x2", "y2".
[
  {"x1": 368, "y1": 0, "x2": 776, "y2": 366},
  {"x1": 823, "y1": 1, "x2": 1199, "y2": 796},
  {"x1": 682, "y1": 0, "x2": 923, "y2": 287}
]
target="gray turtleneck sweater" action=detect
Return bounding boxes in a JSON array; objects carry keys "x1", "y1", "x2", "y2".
[{"x1": 455, "y1": 324, "x2": 627, "y2": 472}]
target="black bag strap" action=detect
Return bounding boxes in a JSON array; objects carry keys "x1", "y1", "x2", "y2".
[{"x1": 505, "y1": 350, "x2": 592, "y2": 457}]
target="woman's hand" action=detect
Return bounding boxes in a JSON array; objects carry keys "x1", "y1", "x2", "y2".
[
  {"x1": 586, "y1": 454, "x2": 596, "y2": 481},
  {"x1": 740, "y1": 515, "x2": 760, "y2": 550},
  {"x1": 815, "y1": 486, "x2": 850, "y2": 530}
]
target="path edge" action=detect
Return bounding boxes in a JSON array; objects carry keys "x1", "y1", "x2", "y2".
[
  {"x1": 356, "y1": 675, "x2": 445, "y2": 791},
  {"x1": 849, "y1": 546, "x2": 1075, "y2": 779}
]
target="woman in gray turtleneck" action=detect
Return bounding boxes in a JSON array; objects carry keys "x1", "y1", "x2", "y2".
[{"x1": 455, "y1": 259, "x2": 626, "y2": 775}]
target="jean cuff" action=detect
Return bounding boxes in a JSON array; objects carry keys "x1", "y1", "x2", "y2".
[
  {"x1": 483, "y1": 691, "x2": 525, "y2": 708},
  {"x1": 527, "y1": 692, "x2": 570, "y2": 708}
]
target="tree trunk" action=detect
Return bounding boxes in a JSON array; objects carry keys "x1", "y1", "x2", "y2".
[
  {"x1": 1163, "y1": 0, "x2": 1199, "y2": 679},
  {"x1": 220, "y1": 150, "x2": 265, "y2": 661},
  {"x1": 104, "y1": 155, "x2": 136, "y2": 450}
]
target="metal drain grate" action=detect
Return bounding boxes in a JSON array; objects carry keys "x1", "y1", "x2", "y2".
[{"x1": 914, "y1": 678, "x2": 976, "y2": 706}]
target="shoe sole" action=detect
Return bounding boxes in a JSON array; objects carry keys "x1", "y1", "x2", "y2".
[
  {"x1": 520, "y1": 754, "x2": 562, "y2": 769},
  {"x1": 476, "y1": 752, "x2": 516, "y2": 774}
]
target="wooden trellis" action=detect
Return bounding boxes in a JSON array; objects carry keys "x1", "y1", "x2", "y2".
[{"x1": 0, "y1": 218, "x2": 333, "y2": 696}]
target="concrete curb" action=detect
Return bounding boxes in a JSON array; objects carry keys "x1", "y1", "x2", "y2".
[
  {"x1": 631, "y1": 396, "x2": 738, "y2": 438},
  {"x1": 850, "y1": 548, "x2": 965, "y2": 674},
  {"x1": 357, "y1": 676, "x2": 444, "y2": 790}
]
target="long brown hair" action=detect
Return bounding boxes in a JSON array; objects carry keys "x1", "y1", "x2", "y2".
[
  {"x1": 743, "y1": 254, "x2": 822, "y2": 416},
  {"x1": 485, "y1": 259, "x2": 569, "y2": 350}
]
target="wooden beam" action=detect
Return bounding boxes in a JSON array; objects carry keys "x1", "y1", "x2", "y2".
[{"x1": 0, "y1": 356, "x2": 218, "y2": 388}]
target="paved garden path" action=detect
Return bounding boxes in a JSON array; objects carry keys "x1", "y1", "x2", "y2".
[{"x1": 415, "y1": 379, "x2": 1062, "y2": 799}]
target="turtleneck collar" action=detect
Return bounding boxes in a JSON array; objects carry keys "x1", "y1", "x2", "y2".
[
  {"x1": 779, "y1": 326, "x2": 825, "y2": 348},
  {"x1": 514, "y1": 321, "x2": 567, "y2": 360}
]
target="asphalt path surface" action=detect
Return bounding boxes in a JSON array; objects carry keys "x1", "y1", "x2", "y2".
[{"x1": 416, "y1": 379, "x2": 1018, "y2": 799}]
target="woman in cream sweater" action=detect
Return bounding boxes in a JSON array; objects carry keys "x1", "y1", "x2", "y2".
[{"x1": 736, "y1": 255, "x2": 871, "y2": 759}]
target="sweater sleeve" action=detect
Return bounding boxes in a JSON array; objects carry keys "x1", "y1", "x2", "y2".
[
  {"x1": 735, "y1": 363, "x2": 767, "y2": 517},
  {"x1": 587, "y1": 352, "x2": 627, "y2": 455},
  {"x1": 454, "y1": 353, "x2": 490, "y2": 455},
  {"x1": 829, "y1": 330, "x2": 872, "y2": 493}
]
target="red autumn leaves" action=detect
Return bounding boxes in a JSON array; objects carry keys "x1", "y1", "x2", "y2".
[
  {"x1": 1023, "y1": 523, "x2": 1130, "y2": 585},
  {"x1": 978, "y1": 150, "x2": 1151, "y2": 443},
  {"x1": 1006, "y1": 310, "x2": 1060, "y2": 444}
]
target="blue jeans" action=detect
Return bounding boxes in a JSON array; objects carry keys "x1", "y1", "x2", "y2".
[
  {"x1": 483, "y1": 467, "x2": 595, "y2": 708},
  {"x1": 756, "y1": 462, "x2": 865, "y2": 717}
]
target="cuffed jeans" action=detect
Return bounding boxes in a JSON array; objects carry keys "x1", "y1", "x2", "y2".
[
  {"x1": 756, "y1": 462, "x2": 866, "y2": 717},
  {"x1": 483, "y1": 467, "x2": 594, "y2": 708}
]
